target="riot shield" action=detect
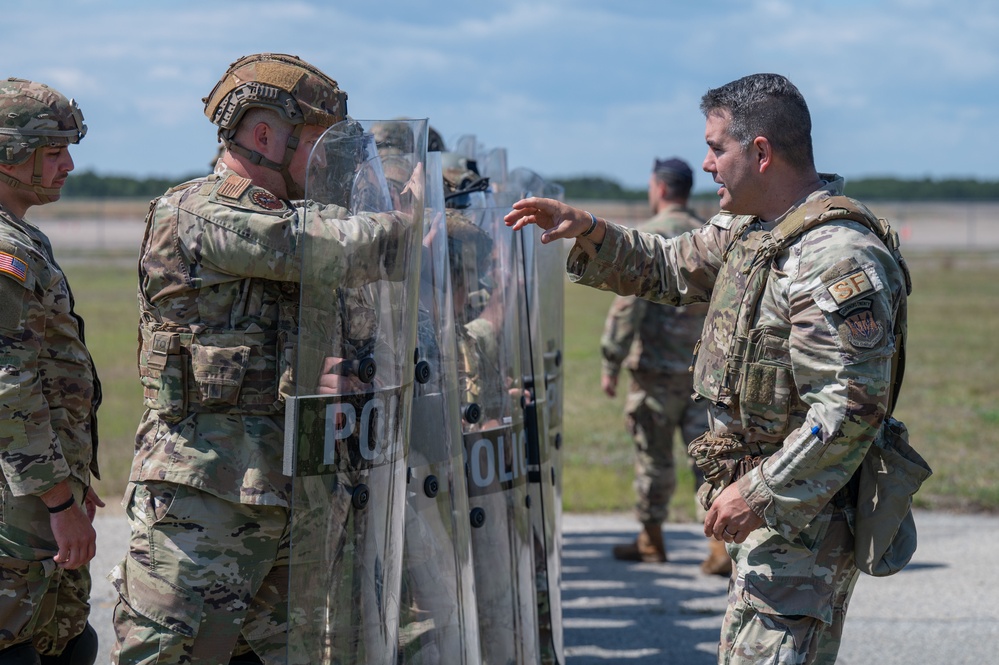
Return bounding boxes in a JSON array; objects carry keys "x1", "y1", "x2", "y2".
[
  {"x1": 479, "y1": 147, "x2": 508, "y2": 189},
  {"x1": 530, "y1": 210, "x2": 568, "y2": 665},
  {"x1": 450, "y1": 204, "x2": 541, "y2": 665},
  {"x1": 536, "y1": 177, "x2": 566, "y2": 548},
  {"x1": 284, "y1": 118, "x2": 427, "y2": 664},
  {"x1": 397, "y1": 151, "x2": 480, "y2": 664},
  {"x1": 506, "y1": 167, "x2": 565, "y2": 664}
]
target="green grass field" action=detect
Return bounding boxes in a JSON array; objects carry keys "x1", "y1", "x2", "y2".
[{"x1": 59, "y1": 249, "x2": 999, "y2": 518}]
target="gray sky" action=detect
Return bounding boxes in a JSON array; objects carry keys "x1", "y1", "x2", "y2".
[{"x1": 7, "y1": 0, "x2": 997, "y2": 191}]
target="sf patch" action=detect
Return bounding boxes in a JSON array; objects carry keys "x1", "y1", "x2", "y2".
[
  {"x1": 251, "y1": 190, "x2": 285, "y2": 211},
  {"x1": 827, "y1": 268, "x2": 874, "y2": 305}
]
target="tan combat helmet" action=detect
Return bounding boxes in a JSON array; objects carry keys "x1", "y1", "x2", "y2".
[
  {"x1": 202, "y1": 53, "x2": 348, "y2": 198},
  {"x1": 0, "y1": 78, "x2": 86, "y2": 203}
]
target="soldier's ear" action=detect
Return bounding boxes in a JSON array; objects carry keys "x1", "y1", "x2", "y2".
[
  {"x1": 752, "y1": 136, "x2": 773, "y2": 174},
  {"x1": 252, "y1": 122, "x2": 272, "y2": 150}
]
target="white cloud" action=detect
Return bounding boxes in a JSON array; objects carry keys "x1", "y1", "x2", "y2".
[{"x1": 3, "y1": 0, "x2": 996, "y2": 184}]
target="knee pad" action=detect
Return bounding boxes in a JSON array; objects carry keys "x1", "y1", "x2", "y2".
[
  {"x1": 38, "y1": 623, "x2": 97, "y2": 665},
  {"x1": 0, "y1": 641, "x2": 41, "y2": 665}
]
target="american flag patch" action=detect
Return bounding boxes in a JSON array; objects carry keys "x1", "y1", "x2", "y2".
[
  {"x1": 217, "y1": 174, "x2": 252, "y2": 200},
  {"x1": 0, "y1": 251, "x2": 28, "y2": 282}
]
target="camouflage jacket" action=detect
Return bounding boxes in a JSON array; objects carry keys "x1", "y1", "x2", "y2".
[
  {"x1": 133, "y1": 166, "x2": 412, "y2": 507},
  {"x1": 600, "y1": 204, "x2": 708, "y2": 377},
  {"x1": 0, "y1": 205, "x2": 100, "y2": 497},
  {"x1": 568, "y1": 176, "x2": 907, "y2": 539}
]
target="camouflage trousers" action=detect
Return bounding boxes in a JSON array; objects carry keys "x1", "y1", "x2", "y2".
[
  {"x1": 110, "y1": 481, "x2": 295, "y2": 664},
  {"x1": 0, "y1": 481, "x2": 91, "y2": 655},
  {"x1": 624, "y1": 370, "x2": 709, "y2": 524},
  {"x1": 718, "y1": 501, "x2": 859, "y2": 665}
]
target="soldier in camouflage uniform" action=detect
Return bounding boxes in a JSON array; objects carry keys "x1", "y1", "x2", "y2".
[
  {"x1": 600, "y1": 157, "x2": 722, "y2": 570},
  {"x1": 109, "y1": 54, "x2": 419, "y2": 665},
  {"x1": 507, "y1": 73, "x2": 910, "y2": 664},
  {"x1": 0, "y1": 79, "x2": 103, "y2": 665}
]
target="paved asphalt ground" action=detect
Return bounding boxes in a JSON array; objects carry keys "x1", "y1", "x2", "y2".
[{"x1": 87, "y1": 508, "x2": 998, "y2": 664}]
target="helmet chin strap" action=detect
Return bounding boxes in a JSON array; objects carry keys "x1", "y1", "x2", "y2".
[
  {"x1": 223, "y1": 124, "x2": 305, "y2": 199},
  {"x1": 0, "y1": 150, "x2": 61, "y2": 203}
]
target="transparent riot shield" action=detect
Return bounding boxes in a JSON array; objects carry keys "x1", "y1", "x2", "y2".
[
  {"x1": 530, "y1": 211, "x2": 568, "y2": 665},
  {"x1": 285, "y1": 118, "x2": 427, "y2": 664},
  {"x1": 450, "y1": 204, "x2": 540, "y2": 665},
  {"x1": 397, "y1": 152, "x2": 481, "y2": 664},
  {"x1": 506, "y1": 167, "x2": 565, "y2": 664},
  {"x1": 538, "y1": 178, "x2": 566, "y2": 581},
  {"x1": 479, "y1": 147, "x2": 508, "y2": 189}
]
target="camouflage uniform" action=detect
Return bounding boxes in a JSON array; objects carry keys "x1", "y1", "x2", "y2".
[
  {"x1": 568, "y1": 176, "x2": 907, "y2": 664},
  {"x1": 109, "y1": 164, "x2": 413, "y2": 664},
  {"x1": 600, "y1": 203, "x2": 709, "y2": 525},
  {"x1": 0, "y1": 79, "x2": 100, "y2": 660}
]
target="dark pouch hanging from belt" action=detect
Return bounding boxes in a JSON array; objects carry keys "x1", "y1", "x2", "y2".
[{"x1": 853, "y1": 416, "x2": 932, "y2": 576}]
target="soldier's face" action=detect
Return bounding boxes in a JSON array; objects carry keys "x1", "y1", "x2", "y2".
[
  {"x1": 288, "y1": 124, "x2": 327, "y2": 191},
  {"x1": 0, "y1": 145, "x2": 74, "y2": 206},
  {"x1": 702, "y1": 111, "x2": 762, "y2": 215}
]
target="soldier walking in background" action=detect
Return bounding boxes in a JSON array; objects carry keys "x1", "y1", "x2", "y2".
[
  {"x1": 0, "y1": 78, "x2": 104, "y2": 665},
  {"x1": 601, "y1": 157, "x2": 730, "y2": 575},
  {"x1": 507, "y1": 73, "x2": 912, "y2": 664}
]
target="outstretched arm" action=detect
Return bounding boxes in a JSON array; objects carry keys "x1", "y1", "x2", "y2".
[{"x1": 504, "y1": 197, "x2": 607, "y2": 245}]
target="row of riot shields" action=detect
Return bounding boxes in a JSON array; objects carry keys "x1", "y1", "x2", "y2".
[
  {"x1": 282, "y1": 121, "x2": 565, "y2": 664},
  {"x1": 445, "y1": 136, "x2": 568, "y2": 665}
]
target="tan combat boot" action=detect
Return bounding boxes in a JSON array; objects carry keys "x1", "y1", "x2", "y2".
[
  {"x1": 612, "y1": 522, "x2": 667, "y2": 563},
  {"x1": 700, "y1": 536, "x2": 732, "y2": 576}
]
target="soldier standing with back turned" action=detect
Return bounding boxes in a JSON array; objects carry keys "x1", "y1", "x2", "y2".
[{"x1": 600, "y1": 157, "x2": 731, "y2": 574}]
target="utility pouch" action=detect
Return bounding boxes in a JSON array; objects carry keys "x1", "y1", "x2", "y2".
[
  {"x1": 853, "y1": 416, "x2": 932, "y2": 576},
  {"x1": 189, "y1": 343, "x2": 250, "y2": 407},
  {"x1": 139, "y1": 331, "x2": 187, "y2": 423}
]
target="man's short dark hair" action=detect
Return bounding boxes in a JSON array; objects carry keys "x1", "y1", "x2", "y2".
[
  {"x1": 700, "y1": 73, "x2": 814, "y2": 172},
  {"x1": 652, "y1": 157, "x2": 693, "y2": 198}
]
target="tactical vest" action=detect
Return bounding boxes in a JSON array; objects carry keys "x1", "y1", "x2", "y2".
[
  {"x1": 691, "y1": 195, "x2": 911, "y2": 425},
  {"x1": 136, "y1": 181, "x2": 300, "y2": 423}
]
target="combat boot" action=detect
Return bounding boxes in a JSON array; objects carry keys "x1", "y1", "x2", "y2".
[
  {"x1": 700, "y1": 536, "x2": 732, "y2": 576},
  {"x1": 612, "y1": 522, "x2": 667, "y2": 563}
]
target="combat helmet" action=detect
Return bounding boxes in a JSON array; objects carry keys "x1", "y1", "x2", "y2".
[
  {"x1": 0, "y1": 78, "x2": 86, "y2": 202},
  {"x1": 203, "y1": 53, "x2": 348, "y2": 198}
]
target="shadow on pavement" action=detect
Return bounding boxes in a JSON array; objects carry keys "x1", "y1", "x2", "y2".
[{"x1": 561, "y1": 520, "x2": 729, "y2": 663}]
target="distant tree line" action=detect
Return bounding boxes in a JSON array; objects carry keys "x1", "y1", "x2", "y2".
[
  {"x1": 62, "y1": 169, "x2": 999, "y2": 202},
  {"x1": 62, "y1": 170, "x2": 202, "y2": 199}
]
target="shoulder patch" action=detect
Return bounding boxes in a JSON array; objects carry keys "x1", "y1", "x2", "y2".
[
  {"x1": 811, "y1": 260, "x2": 886, "y2": 314},
  {"x1": 0, "y1": 250, "x2": 28, "y2": 283},
  {"x1": 250, "y1": 190, "x2": 286, "y2": 211},
  {"x1": 842, "y1": 305, "x2": 885, "y2": 349},
  {"x1": 217, "y1": 174, "x2": 252, "y2": 200},
  {"x1": 826, "y1": 268, "x2": 875, "y2": 305}
]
